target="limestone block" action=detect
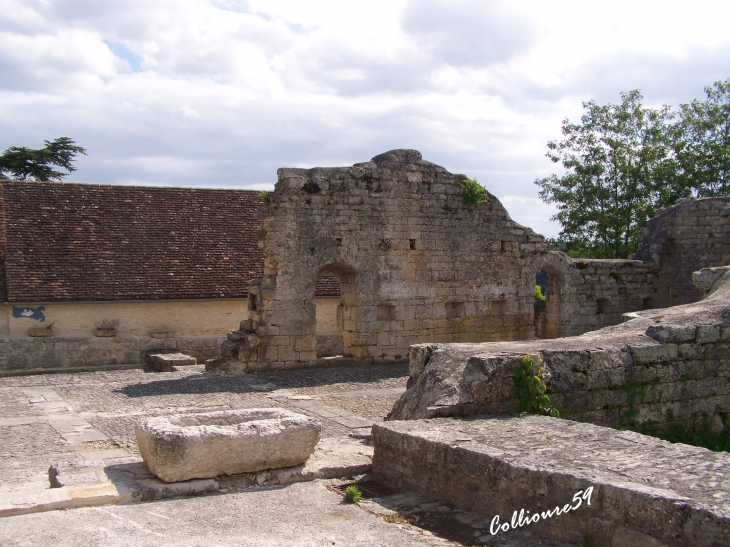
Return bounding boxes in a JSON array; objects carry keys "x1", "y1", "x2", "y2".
[
  {"x1": 147, "y1": 352, "x2": 197, "y2": 372},
  {"x1": 645, "y1": 324, "x2": 696, "y2": 344},
  {"x1": 696, "y1": 324, "x2": 721, "y2": 343},
  {"x1": 135, "y1": 408, "x2": 321, "y2": 482},
  {"x1": 220, "y1": 340, "x2": 239, "y2": 358},
  {"x1": 628, "y1": 344, "x2": 678, "y2": 364}
]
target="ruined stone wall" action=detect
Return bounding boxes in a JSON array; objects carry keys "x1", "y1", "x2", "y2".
[
  {"x1": 0, "y1": 334, "x2": 222, "y2": 374},
  {"x1": 633, "y1": 197, "x2": 730, "y2": 307},
  {"x1": 389, "y1": 266, "x2": 730, "y2": 433},
  {"x1": 217, "y1": 150, "x2": 668, "y2": 372},
  {"x1": 535, "y1": 253, "x2": 661, "y2": 338}
]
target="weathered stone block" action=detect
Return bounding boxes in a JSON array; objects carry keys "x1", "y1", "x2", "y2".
[
  {"x1": 147, "y1": 352, "x2": 197, "y2": 372},
  {"x1": 628, "y1": 343, "x2": 678, "y2": 364},
  {"x1": 373, "y1": 416, "x2": 730, "y2": 547},
  {"x1": 696, "y1": 324, "x2": 721, "y2": 343},
  {"x1": 135, "y1": 408, "x2": 321, "y2": 482},
  {"x1": 645, "y1": 324, "x2": 696, "y2": 344}
]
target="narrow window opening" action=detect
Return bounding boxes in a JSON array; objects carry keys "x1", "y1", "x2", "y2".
[
  {"x1": 643, "y1": 297, "x2": 654, "y2": 310},
  {"x1": 500, "y1": 241, "x2": 507, "y2": 253},
  {"x1": 596, "y1": 298, "x2": 607, "y2": 314},
  {"x1": 248, "y1": 293, "x2": 258, "y2": 312},
  {"x1": 409, "y1": 239, "x2": 417, "y2": 250}
]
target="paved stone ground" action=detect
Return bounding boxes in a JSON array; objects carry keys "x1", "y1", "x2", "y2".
[
  {"x1": 0, "y1": 364, "x2": 404, "y2": 494},
  {"x1": 0, "y1": 364, "x2": 578, "y2": 545}
]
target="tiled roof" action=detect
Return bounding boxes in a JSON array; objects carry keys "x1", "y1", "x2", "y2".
[
  {"x1": 0, "y1": 181, "x2": 341, "y2": 302},
  {"x1": 1, "y1": 182, "x2": 255, "y2": 301}
]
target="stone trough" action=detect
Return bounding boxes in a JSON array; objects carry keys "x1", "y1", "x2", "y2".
[{"x1": 135, "y1": 408, "x2": 321, "y2": 483}]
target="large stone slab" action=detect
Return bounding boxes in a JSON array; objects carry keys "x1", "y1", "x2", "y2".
[
  {"x1": 373, "y1": 415, "x2": 730, "y2": 547},
  {"x1": 135, "y1": 408, "x2": 321, "y2": 482}
]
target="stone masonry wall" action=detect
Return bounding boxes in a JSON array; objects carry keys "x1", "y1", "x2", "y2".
[
  {"x1": 633, "y1": 197, "x2": 730, "y2": 307},
  {"x1": 217, "y1": 150, "x2": 664, "y2": 372},
  {"x1": 389, "y1": 266, "x2": 730, "y2": 433},
  {"x1": 0, "y1": 335, "x2": 221, "y2": 374}
]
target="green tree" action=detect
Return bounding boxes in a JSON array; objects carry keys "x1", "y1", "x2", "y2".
[
  {"x1": 0, "y1": 137, "x2": 86, "y2": 181},
  {"x1": 535, "y1": 91, "x2": 676, "y2": 259},
  {"x1": 675, "y1": 79, "x2": 730, "y2": 197}
]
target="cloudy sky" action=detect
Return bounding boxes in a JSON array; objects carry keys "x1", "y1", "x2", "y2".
[{"x1": 2, "y1": 0, "x2": 729, "y2": 237}]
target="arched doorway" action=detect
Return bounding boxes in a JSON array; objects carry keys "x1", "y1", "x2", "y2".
[{"x1": 315, "y1": 263, "x2": 358, "y2": 357}]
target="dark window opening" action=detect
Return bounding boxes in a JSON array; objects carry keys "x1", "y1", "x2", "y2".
[
  {"x1": 596, "y1": 298, "x2": 607, "y2": 314},
  {"x1": 643, "y1": 297, "x2": 654, "y2": 310},
  {"x1": 501, "y1": 241, "x2": 507, "y2": 253},
  {"x1": 445, "y1": 301, "x2": 465, "y2": 319},
  {"x1": 409, "y1": 239, "x2": 417, "y2": 250},
  {"x1": 249, "y1": 293, "x2": 258, "y2": 311},
  {"x1": 376, "y1": 304, "x2": 397, "y2": 321}
]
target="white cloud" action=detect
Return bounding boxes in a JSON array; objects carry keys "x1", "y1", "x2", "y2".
[{"x1": 1, "y1": 0, "x2": 729, "y2": 238}]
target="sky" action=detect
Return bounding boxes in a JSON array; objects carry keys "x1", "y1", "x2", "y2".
[{"x1": 1, "y1": 0, "x2": 729, "y2": 237}]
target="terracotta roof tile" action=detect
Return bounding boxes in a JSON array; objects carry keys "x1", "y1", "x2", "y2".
[
  {"x1": 0, "y1": 181, "x2": 341, "y2": 302},
  {"x1": 1, "y1": 181, "x2": 267, "y2": 301}
]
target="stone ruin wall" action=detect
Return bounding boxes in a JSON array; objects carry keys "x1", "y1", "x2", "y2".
[
  {"x1": 215, "y1": 150, "x2": 665, "y2": 372},
  {"x1": 389, "y1": 266, "x2": 730, "y2": 433},
  {"x1": 634, "y1": 196, "x2": 730, "y2": 307}
]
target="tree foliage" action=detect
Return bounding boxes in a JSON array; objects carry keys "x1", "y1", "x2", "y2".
[
  {"x1": 675, "y1": 79, "x2": 730, "y2": 197},
  {"x1": 536, "y1": 81, "x2": 730, "y2": 259},
  {"x1": 0, "y1": 137, "x2": 86, "y2": 181}
]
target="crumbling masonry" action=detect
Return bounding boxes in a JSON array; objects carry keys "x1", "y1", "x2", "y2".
[{"x1": 213, "y1": 150, "x2": 730, "y2": 372}]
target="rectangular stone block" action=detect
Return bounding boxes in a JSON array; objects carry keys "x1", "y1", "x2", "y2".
[
  {"x1": 146, "y1": 352, "x2": 197, "y2": 372},
  {"x1": 373, "y1": 416, "x2": 730, "y2": 547},
  {"x1": 136, "y1": 408, "x2": 321, "y2": 482}
]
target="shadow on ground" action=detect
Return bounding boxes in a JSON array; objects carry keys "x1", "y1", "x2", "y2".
[{"x1": 117, "y1": 363, "x2": 409, "y2": 398}]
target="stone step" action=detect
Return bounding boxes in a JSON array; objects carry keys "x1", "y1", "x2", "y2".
[{"x1": 372, "y1": 415, "x2": 730, "y2": 547}]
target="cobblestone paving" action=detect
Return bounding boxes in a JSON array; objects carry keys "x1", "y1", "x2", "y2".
[
  {"x1": 0, "y1": 364, "x2": 409, "y2": 486},
  {"x1": 0, "y1": 363, "x2": 580, "y2": 545}
]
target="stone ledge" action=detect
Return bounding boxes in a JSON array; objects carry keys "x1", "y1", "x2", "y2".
[{"x1": 372, "y1": 415, "x2": 730, "y2": 547}]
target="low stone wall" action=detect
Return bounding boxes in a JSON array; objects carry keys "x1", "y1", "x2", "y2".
[
  {"x1": 373, "y1": 415, "x2": 730, "y2": 547},
  {"x1": 388, "y1": 267, "x2": 730, "y2": 432},
  {"x1": 0, "y1": 335, "x2": 222, "y2": 374}
]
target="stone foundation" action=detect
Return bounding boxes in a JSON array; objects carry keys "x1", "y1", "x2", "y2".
[{"x1": 372, "y1": 416, "x2": 730, "y2": 547}]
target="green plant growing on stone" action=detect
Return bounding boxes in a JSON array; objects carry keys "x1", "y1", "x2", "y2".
[
  {"x1": 535, "y1": 285, "x2": 546, "y2": 301},
  {"x1": 259, "y1": 191, "x2": 271, "y2": 203},
  {"x1": 513, "y1": 356, "x2": 560, "y2": 418},
  {"x1": 343, "y1": 485, "x2": 363, "y2": 503},
  {"x1": 460, "y1": 178, "x2": 486, "y2": 205}
]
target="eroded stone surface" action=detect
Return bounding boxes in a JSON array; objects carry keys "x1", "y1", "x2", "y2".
[
  {"x1": 135, "y1": 408, "x2": 321, "y2": 482},
  {"x1": 373, "y1": 415, "x2": 730, "y2": 547}
]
